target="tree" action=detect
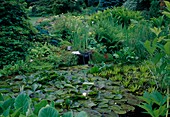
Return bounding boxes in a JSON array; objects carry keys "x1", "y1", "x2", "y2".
[{"x1": 0, "y1": 0, "x2": 36, "y2": 68}]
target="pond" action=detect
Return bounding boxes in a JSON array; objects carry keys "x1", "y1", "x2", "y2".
[{"x1": 0, "y1": 64, "x2": 153, "y2": 117}]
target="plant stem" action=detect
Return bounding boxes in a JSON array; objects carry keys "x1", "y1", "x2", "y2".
[{"x1": 166, "y1": 86, "x2": 169, "y2": 117}]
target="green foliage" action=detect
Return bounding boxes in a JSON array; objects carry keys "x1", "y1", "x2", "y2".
[
  {"x1": 138, "y1": 91, "x2": 167, "y2": 117},
  {"x1": 89, "y1": 10, "x2": 152, "y2": 61},
  {"x1": 86, "y1": 0, "x2": 124, "y2": 7},
  {"x1": 53, "y1": 14, "x2": 93, "y2": 51},
  {"x1": 0, "y1": 93, "x2": 88, "y2": 117},
  {"x1": 0, "y1": 42, "x2": 78, "y2": 76},
  {"x1": 142, "y1": 3, "x2": 170, "y2": 116},
  {"x1": 14, "y1": 93, "x2": 31, "y2": 115},
  {"x1": 52, "y1": 0, "x2": 84, "y2": 15},
  {"x1": 91, "y1": 51, "x2": 114, "y2": 63},
  {"x1": 28, "y1": 0, "x2": 85, "y2": 16},
  {"x1": 123, "y1": 0, "x2": 162, "y2": 19},
  {"x1": 38, "y1": 106, "x2": 60, "y2": 117},
  {"x1": 144, "y1": 26, "x2": 170, "y2": 89},
  {"x1": 163, "y1": 1, "x2": 170, "y2": 18},
  {"x1": 27, "y1": 0, "x2": 54, "y2": 16},
  {"x1": 0, "y1": 0, "x2": 37, "y2": 68},
  {"x1": 90, "y1": 7, "x2": 143, "y2": 27},
  {"x1": 91, "y1": 64, "x2": 154, "y2": 94},
  {"x1": 113, "y1": 47, "x2": 139, "y2": 64}
]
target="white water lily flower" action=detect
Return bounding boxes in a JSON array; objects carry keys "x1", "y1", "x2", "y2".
[
  {"x1": 30, "y1": 59, "x2": 33, "y2": 62},
  {"x1": 82, "y1": 92, "x2": 87, "y2": 96}
]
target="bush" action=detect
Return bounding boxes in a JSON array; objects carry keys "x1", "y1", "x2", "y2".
[
  {"x1": 0, "y1": 42, "x2": 78, "y2": 77},
  {"x1": 0, "y1": 0, "x2": 37, "y2": 68},
  {"x1": 90, "y1": 7, "x2": 143, "y2": 27},
  {"x1": 89, "y1": 8, "x2": 153, "y2": 61},
  {"x1": 123, "y1": 0, "x2": 162, "y2": 19},
  {"x1": 52, "y1": 0, "x2": 85, "y2": 15}
]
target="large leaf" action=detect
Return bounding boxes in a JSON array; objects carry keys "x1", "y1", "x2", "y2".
[
  {"x1": 62, "y1": 111, "x2": 73, "y2": 117},
  {"x1": 34, "y1": 100, "x2": 48, "y2": 115},
  {"x1": 11, "y1": 108, "x2": 22, "y2": 117},
  {"x1": 2, "y1": 98, "x2": 15, "y2": 110},
  {"x1": 3, "y1": 106, "x2": 10, "y2": 117},
  {"x1": 14, "y1": 93, "x2": 31, "y2": 115},
  {"x1": 38, "y1": 106, "x2": 59, "y2": 117}
]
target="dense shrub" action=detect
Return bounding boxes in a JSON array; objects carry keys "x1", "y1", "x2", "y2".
[
  {"x1": 90, "y1": 7, "x2": 143, "y2": 27},
  {"x1": 88, "y1": 8, "x2": 154, "y2": 62},
  {"x1": 123, "y1": 0, "x2": 162, "y2": 19},
  {"x1": 0, "y1": 0, "x2": 37, "y2": 68},
  {"x1": 52, "y1": 0, "x2": 85, "y2": 15},
  {"x1": 27, "y1": 0, "x2": 85, "y2": 16},
  {"x1": 27, "y1": 0, "x2": 54, "y2": 16}
]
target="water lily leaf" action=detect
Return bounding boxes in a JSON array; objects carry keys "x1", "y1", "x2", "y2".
[
  {"x1": 97, "y1": 81, "x2": 105, "y2": 89},
  {"x1": 88, "y1": 91, "x2": 98, "y2": 96},
  {"x1": 32, "y1": 83, "x2": 40, "y2": 91},
  {"x1": 98, "y1": 103, "x2": 108, "y2": 108},
  {"x1": 46, "y1": 95, "x2": 57, "y2": 101},
  {"x1": 114, "y1": 94, "x2": 123, "y2": 100},
  {"x1": 75, "y1": 111, "x2": 88, "y2": 117},
  {"x1": 14, "y1": 75, "x2": 26, "y2": 81},
  {"x1": 71, "y1": 102, "x2": 81, "y2": 109},
  {"x1": 95, "y1": 108, "x2": 111, "y2": 113},
  {"x1": 84, "y1": 101, "x2": 96, "y2": 108},
  {"x1": 44, "y1": 87, "x2": 57, "y2": 93},
  {"x1": 104, "y1": 92, "x2": 115, "y2": 99},
  {"x1": 64, "y1": 84, "x2": 75, "y2": 89},
  {"x1": 0, "y1": 88, "x2": 10, "y2": 93},
  {"x1": 55, "y1": 90, "x2": 66, "y2": 96},
  {"x1": 55, "y1": 99, "x2": 64, "y2": 106},
  {"x1": 121, "y1": 104, "x2": 135, "y2": 112}
]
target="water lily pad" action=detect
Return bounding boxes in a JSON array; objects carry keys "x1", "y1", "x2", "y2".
[
  {"x1": 95, "y1": 108, "x2": 111, "y2": 113},
  {"x1": 103, "y1": 92, "x2": 115, "y2": 99},
  {"x1": 71, "y1": 102, "x2": 81, "y2": 109},
  {"x1": 14, "y1": 75, "x2": 26, "y2": 81},
  {"x1": 83, "y1": 109, "x2": 101, "y2": 117},
  {"x1": 97, "y1": 81, "x2": 105, "y2": 89},
  {"x1": 121, "y1": 104, "x2": 135, "y2": 112},
  {"x1": 110, "y1": 105, "x2": 126, "y2": 114},
  {"x1": 98, "y1": 103, "x2": 108, "y2": 108},
  {"x1": 0, "y1": 88, "x2": 9, "y2": 93},
  {"x1": 46, "y1": 95, "x2": 57, "y2": 101},
  {"x1": 83, "y1": 101, "x2": 96, "y2": 108},
  {"x1": 44, "y1": 87, "x2": 57, "y2": 93},
  {"x1": 114, "y1": 94, "x2": 123, "y2": 100},
  {"x1": 0, "y1": 85, "x2": 10, "y2": 88},
  {"x1": 55, "y1": 99, "x2": 64, "y2": 106},
  {"x1": 64, "y1": 84, "x2": 75, "y2": 89}
]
